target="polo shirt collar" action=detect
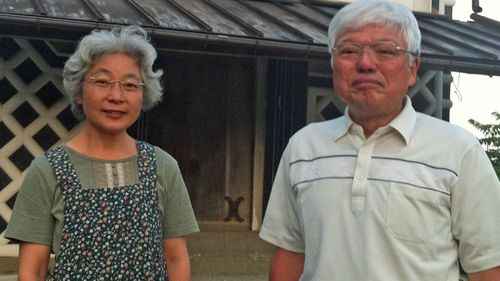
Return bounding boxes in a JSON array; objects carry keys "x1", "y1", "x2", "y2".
[
  {"x1": 332, "y1": 113, "x2": 351, "y2": 142},
  {"x1": 388, "y1": 96, "x2": 416, "y2": 145},
  {"x1": 332, "y1": 96, "x2": 416, "y2": 145}
]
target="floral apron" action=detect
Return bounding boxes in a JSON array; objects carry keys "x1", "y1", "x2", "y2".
[{"x1": 46, "y1": 141, "x2": 167, "y2": 280}]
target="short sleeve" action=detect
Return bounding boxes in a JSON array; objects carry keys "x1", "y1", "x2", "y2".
[
  {"x1": 5, "y1": 156, "x2": 56, "y2": 246},
  {"x1": 259, "y1": 143, "x2": 305, "y2": 253},
  {"x1": 451, "y1": 143, "x2": 500, "y2": 273},
  {"x1": 154, "y1": 147, "x2": 199, "y2": 238}
]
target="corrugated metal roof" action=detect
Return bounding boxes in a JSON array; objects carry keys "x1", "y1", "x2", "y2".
[{"x1": 1, "y1": 0, "x2": 500, "y2": 75}]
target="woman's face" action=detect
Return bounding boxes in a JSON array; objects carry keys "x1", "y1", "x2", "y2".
[{"x1": 78, "y1": 52, "x2": 144, "y2": 136}]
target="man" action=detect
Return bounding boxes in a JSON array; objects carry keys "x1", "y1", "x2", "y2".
[{"x1": 259, "y1": 1, "x2": 500, "y2": 280}]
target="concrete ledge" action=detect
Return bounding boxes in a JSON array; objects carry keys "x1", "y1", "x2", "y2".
[
  {"x1": 188, "y1": 231, "x2": 273, "y2": 276},
  {"x1": 0, "y1": 274, "x2": 267, "y2": 281},
  {"x1": 1, "y1": 231, "x2": 274, "y2": 278},
  {"x1": 0, "y1": 258, "x2": 17, "y2": 275}
]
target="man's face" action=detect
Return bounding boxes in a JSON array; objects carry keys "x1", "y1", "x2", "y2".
[{"x1": 332, "y1": 24, "x2": 420, "y2": 125}]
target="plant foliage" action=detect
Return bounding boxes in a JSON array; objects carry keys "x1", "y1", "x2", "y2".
[{"x1": 468, "y1": 111, "x2": 500, "y2": 178}]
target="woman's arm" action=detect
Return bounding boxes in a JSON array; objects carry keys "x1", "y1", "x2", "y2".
[
  {"x1": 18, "y1": 242, "x2": 51, "y2": 281},
  {"x1": 163, "y1": 237, "x2": 191, "y2": 281}
]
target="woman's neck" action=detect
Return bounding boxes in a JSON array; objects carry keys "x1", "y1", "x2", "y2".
[{"x1": 66, "y1": 128, "x2": 137, "y2": 160}]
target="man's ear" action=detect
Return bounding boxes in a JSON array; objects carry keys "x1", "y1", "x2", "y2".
[{"x1": 408, "y1": 57, "x2": 421, "y2": 87}]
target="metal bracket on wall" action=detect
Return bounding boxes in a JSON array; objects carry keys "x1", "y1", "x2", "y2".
[{"x1": 224, "y1": 196, "x2": 245, "y2": 222}]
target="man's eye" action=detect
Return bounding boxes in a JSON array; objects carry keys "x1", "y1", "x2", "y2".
[
  {"x1": 374, "y1": 46, "x2": 398, "y2": 56},
  {"x1": 338, "y1": 47, "x2": 358, "y2": 55}
]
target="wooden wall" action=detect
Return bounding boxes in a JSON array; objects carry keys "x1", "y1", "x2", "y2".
[{"x1": 130, "y1": 53, "x2": 256, "y2": 228}]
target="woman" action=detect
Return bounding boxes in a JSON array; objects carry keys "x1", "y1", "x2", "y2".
[{"x1": 5, "y1": 25, "x2": 199, "y2": 280}]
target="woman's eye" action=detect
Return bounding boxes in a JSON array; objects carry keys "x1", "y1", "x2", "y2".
[
  {"x1": 95, "y1": 79, "x2": 111, "y2": 86},
  {"x1": 123, "y1": 83, "x2": 138, "y2": 90}
]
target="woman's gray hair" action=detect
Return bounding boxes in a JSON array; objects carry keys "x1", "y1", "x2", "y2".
[
  {"x1": 327, "y1": 0, "x2": 421, "y2": 66},
  {"x1": 63, "y1": 25, "x2": 163, "y2": 120}
]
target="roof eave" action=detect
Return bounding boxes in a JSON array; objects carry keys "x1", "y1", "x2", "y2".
[
  {"x1": 421, "y1": 56, "x2": 500, "y2": 76},
  {"x1": 1, "y1": 13, "x2": 500, "y2": 76},
  {"x1": 0, "y1": 13, "x2": 328, "y2": 59}
]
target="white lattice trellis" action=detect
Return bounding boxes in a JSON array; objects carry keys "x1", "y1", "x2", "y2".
[{"x1": 0, "y1": 36, "x2": 82, "y2": 257}]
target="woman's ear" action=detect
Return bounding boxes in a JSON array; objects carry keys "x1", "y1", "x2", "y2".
[{"x1": 76, "y1": 94, "x2": 83, "y2": 105}]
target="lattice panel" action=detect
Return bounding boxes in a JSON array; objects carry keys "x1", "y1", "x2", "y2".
[
  {"x1": 307, "y1": 86, "x2": 345, "y2": 123},
  {"x1": 308, "y1": 70, "x2": 453, "y2": 122},
  {"x1": 0, "y1": 36, "x2": 82, "y2": 256}
]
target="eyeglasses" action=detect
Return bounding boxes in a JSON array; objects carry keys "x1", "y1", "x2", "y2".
[
  {"x1": 86, "y1": 76, "x2": 145, "y2": 93},
  {"x1": 332, "y1": 41, "x2": 417, "y2": 62}
]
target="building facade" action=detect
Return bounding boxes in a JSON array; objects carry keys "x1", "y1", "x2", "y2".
[{"x1": 1, "y1": 0, "x2": 500, "y2": 262}]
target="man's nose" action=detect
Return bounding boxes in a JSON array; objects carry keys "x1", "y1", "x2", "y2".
[{"x1": 356, "y1": 47, "x2": 378, "y2": 71}]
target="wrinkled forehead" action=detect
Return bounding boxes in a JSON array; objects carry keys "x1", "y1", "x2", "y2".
[{"x1": 335, "y1": 23, "x2": 406, "y2": 45}]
